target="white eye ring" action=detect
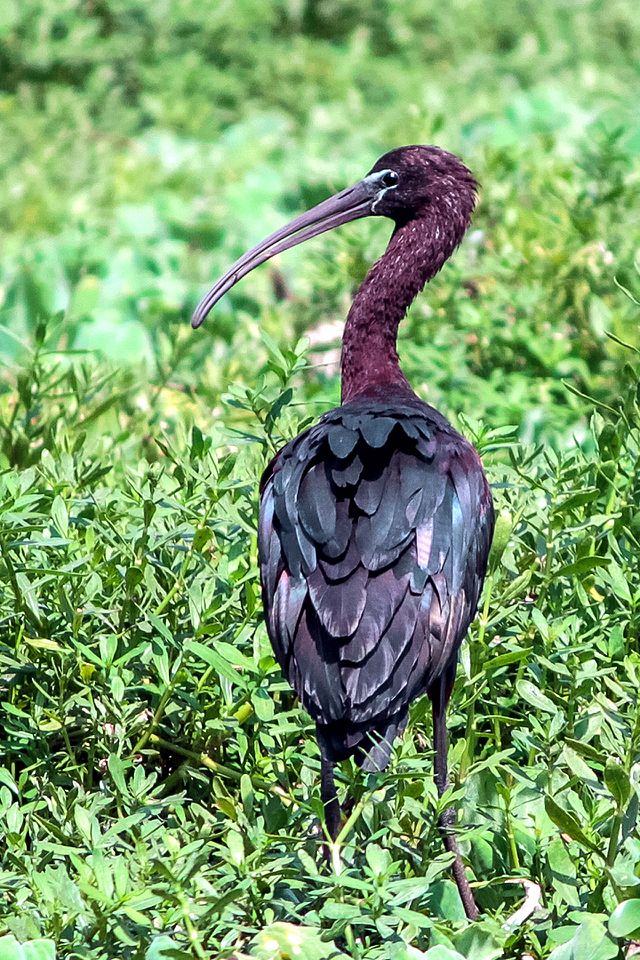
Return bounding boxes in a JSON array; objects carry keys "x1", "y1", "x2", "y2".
[{"x1": 368, "y1": 169, "x2": 400, "y2": 212}]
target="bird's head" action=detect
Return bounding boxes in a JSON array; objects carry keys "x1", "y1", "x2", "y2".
[
  {"x1": 365, "y1": 145, "x2": 477, "y2": 224},
  {"x1": 192, "y1": 144, "x2": 478, "y2": 328}
]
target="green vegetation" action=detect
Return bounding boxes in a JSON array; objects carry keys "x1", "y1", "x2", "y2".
[{"x1": 1, "y1": 2, "x2": 639, "y2": 957}]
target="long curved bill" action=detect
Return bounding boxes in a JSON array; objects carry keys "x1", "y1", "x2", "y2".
[{"x1": 191, "y1": 177, "x2": 379, "y2": 328}]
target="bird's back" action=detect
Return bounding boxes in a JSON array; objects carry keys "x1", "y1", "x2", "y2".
[{"x1": 258, "y1": 389, "x2": 494, "y2": 771}]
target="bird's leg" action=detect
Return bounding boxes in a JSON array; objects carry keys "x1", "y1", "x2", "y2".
[
  {"x1": 320, "y1": 755, "x2": 345, "y2": 873},
  {"x1": 320, "y1": 755, "x2": 341, "y2": 842},
  {"x1": 431, "y1": 668, "x2": 479, "y2": 921}
]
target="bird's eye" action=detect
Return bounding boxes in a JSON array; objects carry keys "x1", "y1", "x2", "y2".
[{"x1": 380, "y1": 170, "x2": 399, "y2": 188}]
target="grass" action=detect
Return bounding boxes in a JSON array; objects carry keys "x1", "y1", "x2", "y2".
[{"x1": 1, "y1": 2, "x2": 640, "y2": 958}]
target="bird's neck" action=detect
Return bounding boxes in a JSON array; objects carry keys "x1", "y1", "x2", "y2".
[{"x1": 341, "y1": 214, "x2": 464, "y2": 403}]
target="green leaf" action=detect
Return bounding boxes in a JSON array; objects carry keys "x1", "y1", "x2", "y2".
[
  {"x1": 545, "y1": 796, "x2": 601, "y2": 854},
  {"x1": 563, "y1": 738, "x2": 604, "y2": 763},
  {"x1": 484, "y1": 647, "x2": 532, "y2": 672},
  {"x1": 604, "y1": 761, "x2": 631, "y2": 809},
  {"x1": 107, "y1": 754, "x2": 129, "y2": 796},
  {"x1": 365, "y1": 843, "x2": 391, "y2": 877},
  {"x1": 390, "y1": 907, "x2": 433, "y2": 930},
  {"x1": 185, "y1": 639, "x2": 248, "y2": 688},
  {"x1": 320, "y1": 902, "x2": 362, "y2": 921},
  {"x1": 562, "y1": 745, "x2": 599, "y2": 787},
  {"x1": 252, "y1": 687, "x2": 275, "y2": 721},
  {"x1": 193, "y1": 526, "x2": 213, "y2": 551},
  {"x1": 22, "y1": 943, "x2": 57, "y2": 960},
  {"x1": 249, "y1": 922, "x2": 347, "y2": 959},
  {"x1": 144, "y1": 936, "x2": 179, "y2": 960},
  {"x1": 601, "y1": 560, "x2": 631, "y2": 602},
  {"x1": 226, "y1": 830, "x2": 245, "y2": 865},
  {"x1": 547, "y1": 916, "x2": 618, "y2": 960},
  {"x1": 50, "y1": 495, "x2": 68, "y2": 538},
  {"x1": 516, "y1": 679, "x2": 558, "y2": 714},
  {"x1": 15, "y1": 573, "x2": 42, "y2": 622},
  {"x1": 0, "y1": 768, "x2": 18, "y2": 794},
  {"x1": 556, "y1": 557, "x2": 610, "y2": 578},
  {"x1": 609, "y1": 847, "x2": 640, "y2": 892},
  {"x1": 0, "y1": 937, "x2": 56, "y2": 960},
  {"x1": 426, "y1": 880, "x2": 467, "y2": 921},
  {"x1": 608, "y1": 898, "x2": 640, "y2": 938},
  {"x1": 73, "y1": 805, "x2": 94, "y2": 843},
  {"x1": 421, "y1": 949, "x2": 467, "y2": 960},
  {"x1": 547, "y1": 838, "x2": 581, "y2": 907},
  {"x1": 452, "y1": 923, "x2": 507, "y2": 960},
  {"x1": 388, "y1": 856, "x2": 455, "y2": 905}
]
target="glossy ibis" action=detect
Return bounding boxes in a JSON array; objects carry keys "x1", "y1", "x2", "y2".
[{"x1": 192, "y1": 146, "x2": 494, "y2": 919}]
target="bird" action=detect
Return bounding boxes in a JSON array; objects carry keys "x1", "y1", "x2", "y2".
[{"x1": 192, "y1": 145, "x2": 495, "y2": 920}]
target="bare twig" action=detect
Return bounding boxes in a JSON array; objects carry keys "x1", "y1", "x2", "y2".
[{"x1": 502, "y1": 879, "x2": 543, "y2": 931}]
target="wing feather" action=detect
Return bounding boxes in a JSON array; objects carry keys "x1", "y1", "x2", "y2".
[{"x1": 258, "y1": 395, "x2": 494, "y2": 767}]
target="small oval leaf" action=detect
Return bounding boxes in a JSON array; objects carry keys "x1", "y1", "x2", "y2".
[
  {"x1": 609, "y1": 898, "x2": 640, "y2": 939},
  {"x1": 516, "y1": 679, "x2": 557, "y2": 715}
]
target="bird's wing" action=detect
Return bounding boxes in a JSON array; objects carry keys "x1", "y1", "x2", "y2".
[{"x1": 258, "y1": 398, "x2": 494, "y2": 741}]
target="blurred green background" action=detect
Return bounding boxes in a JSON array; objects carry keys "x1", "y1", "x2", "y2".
[{"x1": 1, "y1": 0, "x2": 639, "y2": 443}]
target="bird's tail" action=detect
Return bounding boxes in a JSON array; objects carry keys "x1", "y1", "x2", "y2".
[{"x1": 317, "y1": 714, "x2": 407, "y2": 772}]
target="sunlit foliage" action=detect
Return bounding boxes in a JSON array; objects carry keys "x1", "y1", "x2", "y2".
[{"x1": 0, "y1": 2, "x2": 639, "y2": 957}]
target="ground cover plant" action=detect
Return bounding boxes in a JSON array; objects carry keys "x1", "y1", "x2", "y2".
[{"x1": 1, "y1": 1, "x2": 640, "y2": 958}]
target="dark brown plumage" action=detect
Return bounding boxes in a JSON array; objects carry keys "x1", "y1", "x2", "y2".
[
  {"x1": 192, "y1": 145, "x2": 495, "y2": 920},
  {"x1": 259, "y1": 395, "x2": 492, "y2": 770}
]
